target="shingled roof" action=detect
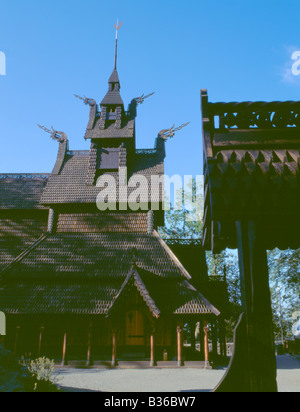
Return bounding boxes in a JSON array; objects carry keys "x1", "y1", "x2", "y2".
[
  {"x1": 41, "y1": 150, "x2": 164, "y2": 205},
  {"x1": 0, "y1": 232, "x2": 219, "y2": 316},
  {"x1": 0, "y1": 175, "x2": 50, "y2": 210},
  {"x1": 101, "y1": 68, "x2": 124, "y2": 106}
]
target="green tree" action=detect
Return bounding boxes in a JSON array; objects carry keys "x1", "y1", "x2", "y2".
[
  {"x1": 159, "y1": 177, "x2": 203, "y2": 240},
  {"x1": 268, "y1": 248, "x2": 300, "y2": 340},
  {"x1": 206, "y1": 249, "x2": 241, "y2": 339}
]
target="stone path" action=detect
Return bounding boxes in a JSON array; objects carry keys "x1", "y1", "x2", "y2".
[{"x1": 54, "y1": 355, "x2": 300, "y2": 393}]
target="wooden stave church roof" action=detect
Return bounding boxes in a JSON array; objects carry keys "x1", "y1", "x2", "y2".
[
  {"x1": 0, "y1": 77, "x2": 223, "y2": 320},
  {"x1": 0, "y1": 231, "x2": 219, "y2": 317}
]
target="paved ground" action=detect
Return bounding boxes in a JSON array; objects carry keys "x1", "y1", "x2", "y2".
[
  {"x1": 54, "y1": 355, "x2": 300, "y2": 393},
  {"x1": 277, "y1": 355, "x2": 300, "y2": 393}
]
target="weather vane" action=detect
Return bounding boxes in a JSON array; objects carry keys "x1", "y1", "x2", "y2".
[
  {"x1": 37, "y1": 125, "x2": 67, "y2": 143},
  {"x1": 114, "y1": 20, "x2": 123, "y2": 70},
  {"x1": 115, "y1": 20, "x2": 123, "y2": 36},
  {"x1": 158, "y1": 122, "x2": 191, "y2": 140}
]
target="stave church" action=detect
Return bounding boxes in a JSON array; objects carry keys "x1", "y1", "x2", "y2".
[{"x1": 0, "y1": 27, "x2": 228, "y2": 367}]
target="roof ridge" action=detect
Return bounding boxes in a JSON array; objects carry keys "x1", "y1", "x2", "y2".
[
  {"x1": 152, "y1": 231, "x2": 192, "y2": 280},
  {"x1": 0, "y1": 173, "x2": 50, "y2": 178},
  {"x1": 0, "y1": 233, "x2": 50, "y2": 278}
]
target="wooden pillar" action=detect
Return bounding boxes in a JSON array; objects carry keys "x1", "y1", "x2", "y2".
[
  {"x1": 86, "y1": 323, "x2": 93, "y2": 367},
  {"x1": 112, "y1": 331, "x2": 117, "y2": 367},
  {"x1": 150, "y1": 333, "x2": 156, "y2": 367},
  {"x1": 38, "y1": 326, "x2": 44, "y2": 357},
  {"x1": 215, "y1": 221, "x2": 277, "y2": 392},
  {"x1": 14, "y1": 326, "x2": 21, "y2": 356},
  {"x1": 61, "y1": 333, "x2": 67, "y2": 366},
  {"x1": 237, "y1": 221, "x2": 277, "y2": 392},
  {"x1": 203, "y1": 321, "x2": 210, "y2": 368},
  {"x1": 199, "y1": 321, "x2": 204, "y2": 360},
  {"x1": 177, "y1": 325, "x2": 184, "y2": 367}
]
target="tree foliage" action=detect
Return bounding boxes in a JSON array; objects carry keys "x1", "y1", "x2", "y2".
[
  {"x1": 268, "y1": 248, "x2": 300, "y2": 339},
  {"x1": 159, "y1": 177, "x2": 203, "y2": 239},
  {"x1": 159, "y1": 177, "x2": 300, "y2": 340}
]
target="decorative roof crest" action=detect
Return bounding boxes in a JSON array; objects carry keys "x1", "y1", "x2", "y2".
[
  {"x1": 74, "y1": 94, "x2": 96, "y2": 107},
  {"x1": 37, "y1": 125, "x2": 67, "y2": 143},
  {"x1": 158, "y1": 122, "x2": 190, "y2": 140},
  {"x1": 133, "y1": 92, "x2": 155, "y2": 105}
]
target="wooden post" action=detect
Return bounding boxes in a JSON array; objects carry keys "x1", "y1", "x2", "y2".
[
  {"x1": 203, "y1": 321, "x2": 210, "y2": 368},
  {"x1": 61, "y1": 333, "x2": 67, "y2": 366},
  {"x1": 177, "y1": 325, "x2": 184, "y2": 367},
  {"x1": 112, "y1": 331, "x2": 117, "y2": 367},
  {"x1": 199, "y1": 321, "x2": 204, "y2": 361},
  {"x1": 237, "y1": 221, "x2": 277, "y2": 392},
  {"x1": 150, "y1": 333, "x2": 156, "y2": 367},
  {"x1": 86, "y1": 324, "x2": 92, "y2": 367},
  {"x1": 215, "y1": 221, "x2": 277, "y2": 392},
  {"x1": 38, "y1": 326, "x2": 44, "y2": 357}
]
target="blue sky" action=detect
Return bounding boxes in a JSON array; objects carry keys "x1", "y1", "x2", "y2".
[{"x1": 1, "y1": 0, "x2": 300, "y2": 178}]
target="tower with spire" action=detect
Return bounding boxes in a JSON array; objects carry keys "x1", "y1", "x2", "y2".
[
  {"x1": 0, "y1": 22, "x2": 225, "y2": 368},
  {"x1": 82, "y1": 22, "x2": 144, "y2": 186}
]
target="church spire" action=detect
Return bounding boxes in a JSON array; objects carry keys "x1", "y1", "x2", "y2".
[{"x1": 100, "y1": 21, "x2": 124, "y2": 107}]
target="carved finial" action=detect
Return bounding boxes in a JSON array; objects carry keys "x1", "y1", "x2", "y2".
[
  {"x1": 158, "y1": 122, "x2": 190, "y2": 140},
  {"x1": 38, "y1": 125, "x2": 67, "y2": 143},
  {"x1": 133, "y1": 92, "x2": 155, "y2": 105},
  {"x1": 74, "y1": 94, "x2": 96, "y2": 106}
]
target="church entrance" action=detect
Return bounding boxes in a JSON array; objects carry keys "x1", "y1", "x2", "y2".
[{"x1": 125, "y1": 310, "x2": 145, "y2": 347}]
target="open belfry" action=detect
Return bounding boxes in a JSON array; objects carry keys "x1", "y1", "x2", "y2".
[{"x1": 0, "y1": 25, "x2": 227, "y2": 367}]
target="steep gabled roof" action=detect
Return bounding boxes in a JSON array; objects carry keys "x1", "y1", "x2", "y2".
[
  {"x1": 108, "y1": 267, "x2": 219, "y2": 318},
  {"x1": 0, "y1": 232, "x2": 219, "y2": 316},
  {"x1": 0, "y1": 175, "x2": 50, "y2": 209},
  {"x1": 101, "y1": 69, "x2": 124, "y2": 106},
  {"x1": 108, "y1": 269, "x2": 161, "y2": 318}
]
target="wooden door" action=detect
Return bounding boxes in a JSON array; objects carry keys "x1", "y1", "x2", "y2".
[{"x1": 125, "y1": 310, "x2": 145, "y2": 346}]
